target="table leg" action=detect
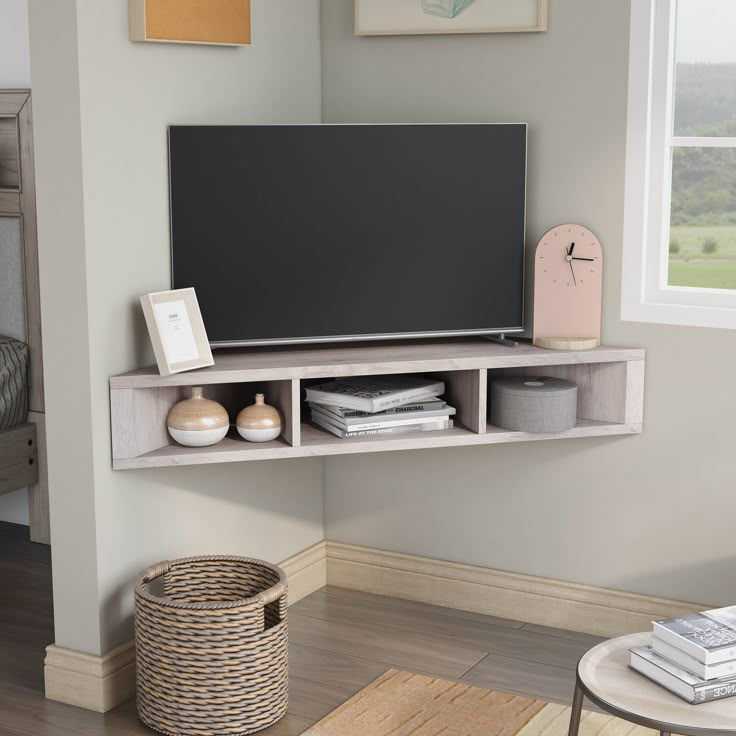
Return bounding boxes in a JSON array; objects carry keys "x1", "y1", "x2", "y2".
[
  {"x1": 660, "y1": 732, "x2": 671, "y2": 736},
  {"x1": 568, "y1": 682, "x2": 584, "y2": 736}
]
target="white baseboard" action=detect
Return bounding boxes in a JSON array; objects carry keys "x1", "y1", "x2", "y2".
[
  {"x1": 280, "y1": 540, "x2": 328, "y2": 605},
  {"x1": 45, "y1": 540, "x2": 703, "y2": 712},
  {"x1": 325, "y1": 541, "x2": 705, "y2": 638},
  {"x1": 45, "y1": 641, "x2": 136, "y2": 713}
]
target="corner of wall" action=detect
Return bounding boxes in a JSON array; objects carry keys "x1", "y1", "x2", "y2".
[{"x1": 318, "y1": 0, "x2": 327, "y2": 123}]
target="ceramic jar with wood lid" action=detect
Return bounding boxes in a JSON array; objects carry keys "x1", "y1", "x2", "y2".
[
  {"x1": 167, "y1": 387, "x2": 229, "y2": 447},
  {"x1": 236, "y1": 394, "x2": 282, "y2": 442}
]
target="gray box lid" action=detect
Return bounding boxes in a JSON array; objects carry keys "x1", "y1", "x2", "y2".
[{"x1": 491, "y1": 376, "x2": 577, "y2": 398}]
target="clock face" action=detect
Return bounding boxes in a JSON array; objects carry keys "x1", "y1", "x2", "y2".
[
  {"x1": 536, "y1": 225, "x2": 602, "y2": 289},
  {"x1": 533, "y1": 224, "x2": 603, "y2": 347}
]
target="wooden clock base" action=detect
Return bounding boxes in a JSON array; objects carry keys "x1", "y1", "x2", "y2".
[{"x1": 533, "y1": 337, "x2": 600, "y2": 350}]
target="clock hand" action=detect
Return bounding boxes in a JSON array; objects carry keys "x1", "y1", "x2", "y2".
[
  {"x1": 569, "y1": 259, "x2": 577, "y2": 286},
  {"x1": 571, "y1": 257, "x2": 594, "y2": 262},
  {"x1": 568, "y1": 242, "x2": 575, "y2": 257}
]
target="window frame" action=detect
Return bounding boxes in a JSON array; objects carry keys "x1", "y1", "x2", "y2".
[{"x1": 621, "y1": 0, "x2": 736, "y2": 329}]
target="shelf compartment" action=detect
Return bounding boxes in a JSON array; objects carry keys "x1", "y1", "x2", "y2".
[
  {"x1": 110, "y1": 378, "x2": 300, "y2": 466},
  {"x1": 299, "y1": 369, "x2": 487, "y2": 436},
  {"x1": 486, "y1": 360, "x2": 645, "y2": 429}
]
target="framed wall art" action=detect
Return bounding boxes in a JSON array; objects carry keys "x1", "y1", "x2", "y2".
[
  {"x1": 355, "y1": 0, "x2": 548, "y2": 36},
  {"x1": 140, "y1": 288, "x2": 214, "y2": 376},
  {"x1": 129, "y1": 0, "x2": 251, "y2": 46}
]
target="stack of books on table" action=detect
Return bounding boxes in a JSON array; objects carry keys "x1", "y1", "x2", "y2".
[
  {"x1": 305, "y1": 375, "x2": 455, "y2": 439},
  {"x1": 629, "y1": 605, "x2": 736, "y2": 704}
]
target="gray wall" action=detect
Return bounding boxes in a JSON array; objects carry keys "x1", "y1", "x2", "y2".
[
  {"x1": 28, "y1": 0, "x2": 325, "y2": 655},
  {"x1": 0, "y1": 0, "x2": 30, "y2": 526},
  {"x1": 321, "y1": 0, "x2": 736, "y2": 607},
  {"x1": 0, "y1": 0, "x2": 30, "y2": 87}
]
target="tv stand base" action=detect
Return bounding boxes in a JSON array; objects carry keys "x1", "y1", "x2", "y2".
[{"x1": 483, "y1": 333, "x2": 520, "y2": 348}]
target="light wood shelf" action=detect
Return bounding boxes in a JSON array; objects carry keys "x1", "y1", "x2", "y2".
[{"x1": 110, "y1": 339, "x2": 645, "y2": 470}]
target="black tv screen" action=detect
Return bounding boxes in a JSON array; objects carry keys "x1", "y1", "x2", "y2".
[{"x1": 169, "y1": 124, "x2": 527, "y2": 347}]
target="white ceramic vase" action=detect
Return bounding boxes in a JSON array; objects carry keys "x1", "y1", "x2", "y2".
[
  {"x1": 236, "y1": 394, "x2": 282, "y2": 443},
  {"x1": 167, "y1": 387, "x2": 229, "y2": 447}
]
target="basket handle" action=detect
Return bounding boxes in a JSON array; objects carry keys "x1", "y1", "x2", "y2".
[
  {"x1": 140, "y1": 560, "x2": 170, "y2": 585},
  {"x1": 256, "y1": 580, "x2": 287, "y2": 606}
]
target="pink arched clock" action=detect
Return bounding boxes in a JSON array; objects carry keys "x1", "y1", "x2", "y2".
[{"x1": 532, "y1": 224, "x2": 603, "y2": 350}]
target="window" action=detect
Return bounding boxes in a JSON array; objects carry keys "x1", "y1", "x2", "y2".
[{"x1": 622, "y1": 0, "x2": 736, "y2": 328}]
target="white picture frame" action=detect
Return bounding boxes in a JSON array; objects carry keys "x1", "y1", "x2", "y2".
[
  {"x1": 355, "y1": 0, "x2": 548, "y2": 36},
  {"x1": 140, "y1": 288, "x2": 214, "y2": 376}
]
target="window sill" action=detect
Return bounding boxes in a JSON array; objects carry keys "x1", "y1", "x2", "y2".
[{"x1": 621, "y1": 298, "x2": 736, "y2": 330}]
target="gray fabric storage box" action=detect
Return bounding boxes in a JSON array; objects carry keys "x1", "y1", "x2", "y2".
[
  {"x1": 490, "y1": 376, "x2": 577, "y2": 433},
  {"x1": 0, "y1": 336, "x2": 29, "y2": 431}
]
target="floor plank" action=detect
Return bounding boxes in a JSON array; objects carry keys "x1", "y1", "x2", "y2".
[
  {"x1": 293, "y1": 589, "x2": 591, "y2": 670},
  {"x1": 261, "y1": 714, "x2": 316, "y2": 736},
  {"x1": 461, "y1": 653, "x2": 579, "y2": 705},
  {"x1": 112, "y1": 700, "x2": 312, "y2": 736},
  {"x1": 289, "y1": 643, "x2": 391, "y2": 692},
  {"x1": 0, "y1": 522, "x2": 54, "y2": 695},
  {"x1": 287, "y1": 676, "x2": 356, "y2": 722},
  {"x1": 0, "y1": 639, "x2": 47, "y2": 692},
  {"x1": 521, "y1": 622, "x2": 605, "y2": 646},
  {"x1": 0, "y1": 727, "x2": 41, "y2": 736},
  {"x1": 319, "y1": 585, "x2": 525, "y2": 630},
  {"x1": 289, "y1": 612, "x2": 487, "y2": 678},
  {"x1": 0, "y1": 684, "x2": 155, "y2": 736}
]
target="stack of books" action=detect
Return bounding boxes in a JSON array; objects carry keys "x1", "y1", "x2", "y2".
[
  {"x1": 305, "y1": 375, "x2": 456, "y2": 439},
  {"x1": 630, "y1": 605, "x2": 736, "y2": 704}
]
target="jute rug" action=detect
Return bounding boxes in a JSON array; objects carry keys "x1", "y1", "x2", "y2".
[{"x1": 302, "y1": 669, "x2": 654, "y2": 736}]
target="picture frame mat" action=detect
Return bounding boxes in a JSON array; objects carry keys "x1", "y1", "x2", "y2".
[{"x1": 140, "y1": 288, "x2": 214, "y2": 377}]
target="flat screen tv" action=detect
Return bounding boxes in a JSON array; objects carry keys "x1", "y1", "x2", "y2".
[{"x1": 169, "y1": 124, "x2": 527, "y2": 347}]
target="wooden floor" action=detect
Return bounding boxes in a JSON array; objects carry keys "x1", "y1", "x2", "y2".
[{"x1": 0, "y1": 521, "x2": 602, "y2": 735}]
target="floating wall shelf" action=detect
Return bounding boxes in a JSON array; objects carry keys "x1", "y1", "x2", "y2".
[{"x1": 109, "y1": 339, "x2": 645, "y2": 470}]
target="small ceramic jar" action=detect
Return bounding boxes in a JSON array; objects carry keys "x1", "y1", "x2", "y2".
[
  {"x1": 236, "y1": 394, "x2": 282, "y2": 442},
  {"x1": 167, "y1": 387, "x2": 229, "y2": 447}
]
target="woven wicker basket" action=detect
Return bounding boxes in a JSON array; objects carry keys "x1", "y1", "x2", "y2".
[{"x1": 134, "y1": 555, "x2": 288, "y2": 736}]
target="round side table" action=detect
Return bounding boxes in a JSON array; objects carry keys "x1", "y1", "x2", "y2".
[{"x1": 569, "y1": 633, "x2": 736, "y2": 736}]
